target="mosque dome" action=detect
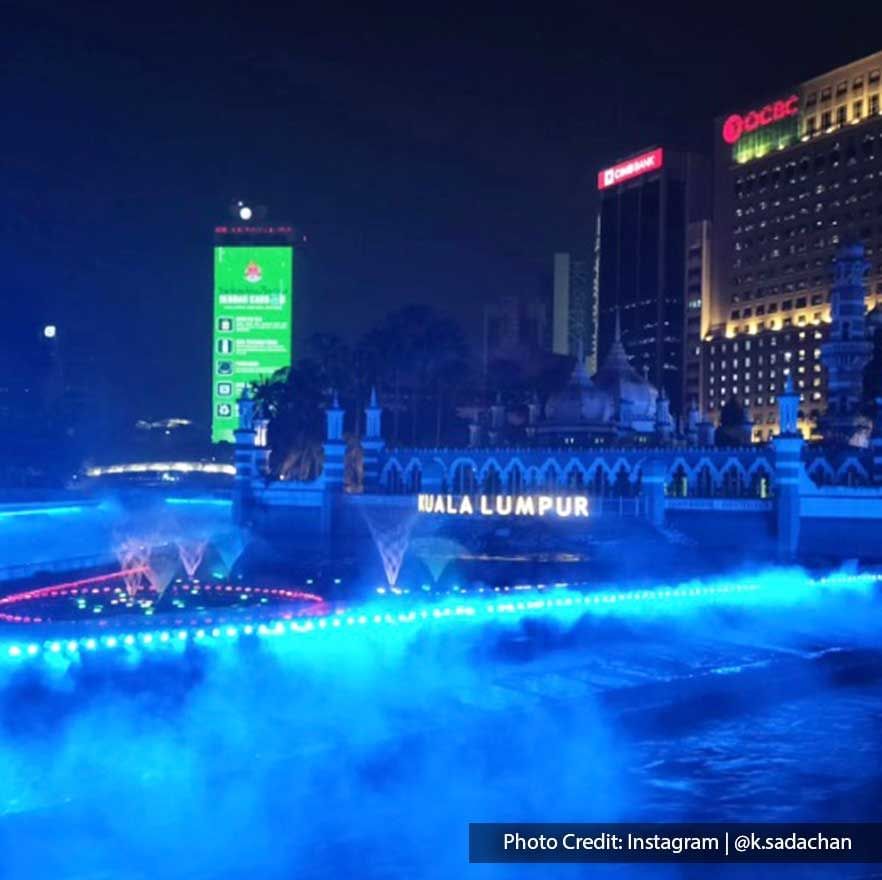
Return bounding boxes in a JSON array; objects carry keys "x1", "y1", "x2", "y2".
[
  {"x1": 542, "y1": 314, "x2": 658, "y2": 432},
  {"x1": 592, "y1": 331, "x2": 658, "y2": 422},
  {"x1": 544, "y1": 356, "x2": 613, "y2": 424}
]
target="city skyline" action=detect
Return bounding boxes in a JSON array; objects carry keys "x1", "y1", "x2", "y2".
[{"x1": 5, "y1": 6, "x2": 882, "y2": 425}]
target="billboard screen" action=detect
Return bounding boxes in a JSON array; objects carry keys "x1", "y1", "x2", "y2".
[{"x1": 212, "y1": 245, "x2": 292, "y2": 443}]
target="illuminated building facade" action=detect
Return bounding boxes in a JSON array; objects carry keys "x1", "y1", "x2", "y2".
[
  {"x1": 212, "y1": 208, "x2": 303, "y2": 444},
  {"x1": 706, "y1": 50, "x2": 882, "y2": 439},
  {"x1": 595, "y1": 148, "x2": 710, "y2": 419}
]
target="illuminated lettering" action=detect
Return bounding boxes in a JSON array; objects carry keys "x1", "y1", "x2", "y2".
[
  {"x1": 515, "y1": 496, "x2": 536, "y2": 516},
  {"x1": 417, "y1": 494, "x2": 590, "y2": 517},
  {"x1": 722, "y1": 94, "x2": 800, "y2": 145},
  {"x1": 597, "y1": 148, "x2": 664, "y2": 190}
]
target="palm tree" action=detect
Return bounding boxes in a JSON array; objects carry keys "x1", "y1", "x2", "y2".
[
  {"x1": 358, "y1": 305, "x2": 469, "y2": 445},
  {"x1": 251, "y1": 359, "x2": 327, "y2": 479}
]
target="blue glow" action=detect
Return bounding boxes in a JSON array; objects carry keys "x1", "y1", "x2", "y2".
[
  {"x1": 0, "y1": 505, "x2": 84, "y2": 519},
  {"x1": 1, "y1": 570, "x2": 877, "y2": 666},
  {"x1": 1, "y1": 565, "x2": 881, "y2": 880},
  {"x1": 164, "y1": 497, "x2": 232, "y2": 507}
]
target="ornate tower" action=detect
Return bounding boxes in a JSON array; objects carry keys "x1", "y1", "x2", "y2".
[
  {"x1": 773, "y1": 374, "x2": 805, "y2": 562},
  {"x1": 362, "y1": 387, "x2": 385, "y2": 489},
  {"x1": 323, "y1": 391, "x2": 346, "y2": 489},
  {"x1": 777, "y1": 374, "x2": 800, "y2": 437},
  {"x1": 820, "y1": 242, "x2": 872, "y2": 442},
  {"x1": 232, "y1": 387, "x2": 257, "y2": 524},
  {"x1": 654, "y1": 388, "x2": 674, "y2": 442}
]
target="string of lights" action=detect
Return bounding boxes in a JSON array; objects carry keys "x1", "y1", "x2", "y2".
[{"x1": 1, "y1": 572, "x2": 877, "y2": 666}]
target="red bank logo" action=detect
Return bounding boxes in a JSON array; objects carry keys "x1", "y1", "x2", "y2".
[
  {"x1": 722, "y1": 95, "x2": 800, "y2": 144},
  {"x1": 597, "y1": 148, "x2": 664, "y2": 190}
]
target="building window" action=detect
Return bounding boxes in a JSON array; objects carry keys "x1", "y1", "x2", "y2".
[
  {"x1": 871, "y1": 95, "x2": 880, "y2": 116},
  {"x1": 854, "y1": 75, "x2": 864, "y2": 91},
  {"x1": 854, "y1": 100, "x2": 863, "y2": 120},
  {"x1": 836, "y1": 105, "x2": 847, "y2": 126},
  {"x1": 822, "y1": 110, "x2": 832, "y2": 129},
  {"x1": 870, "y1": 69, "x2": 881, "y2": 86},
  {"x1": 821, "y1": 86, "x2": 832, "y2": 102},
  {"x1": 836, "y1": 81, "x2": 848, "y2": 98}
]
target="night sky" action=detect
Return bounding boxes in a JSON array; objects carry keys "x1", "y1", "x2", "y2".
[{"x1": 4, "y1": 3, "x2": 882, "y2": 425}]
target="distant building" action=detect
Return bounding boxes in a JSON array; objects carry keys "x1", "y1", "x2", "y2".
[
  {"x1": 552, "y1": 253, "x2": 594, "y2": 370},
  {"x1": 594, "y1": 147, "x2": 711, "y2": 420},
  {"x1": 481, "y1": 293, "x2": 550, "y2": 379},
  {"x1": 703, "y1": 49, "x2": 882, "y2": 438},
  {"x1": 470, "y1": 315, "x2": 714, "y2": 448},
  {"x1": 683, "y1": 221, "x2": 713, "y2": 413}
]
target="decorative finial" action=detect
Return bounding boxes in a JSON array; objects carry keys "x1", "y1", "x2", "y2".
[{"x1": 369, "y1": 386, "x2": 378, "y2": 407}]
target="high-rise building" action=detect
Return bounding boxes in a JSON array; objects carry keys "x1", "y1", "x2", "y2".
[
  {"x1": 683, "y1": 221, "x2": 713, "y2": 413},
  {"x1": 705, "y1": 50, "x2": 882, "y2": 440},
  {"x1": 594, "y1": 148, "x2": 710, "y2": 418},
  {"x1": 552, "y1": 253, "x2": 594, "y2": 370},
  {"x1": 482, "y1": 293, "x2": 549, "y2": 374},
  {"x1": 212, "y1": 204, "x2": 301, "y2": 443}
]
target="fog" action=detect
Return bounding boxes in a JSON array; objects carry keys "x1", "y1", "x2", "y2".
[{"x1": 1, "y1": 568, "x2": 880, "y2": 879}]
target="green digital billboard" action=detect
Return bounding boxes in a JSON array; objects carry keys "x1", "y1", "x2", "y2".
[{"x1": 212, "y1": 245, "x2": 292, "y2": 443}]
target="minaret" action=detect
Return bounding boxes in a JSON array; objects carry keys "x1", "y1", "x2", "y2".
[
  {"x1": 773, "y1": 373, "x2": 805, "y2": 561},
  {"x1": 323, "y1": 390, "x2": 346, "y2": 489},
  {"x1": 362, "y1": 387, "x2": 385, "y2": 489},
  {"x1": 686, "y1": 397, "x2": 700, "y2": 444},
  {"x1": 777, "y1": 374, "x2": 800, "y2": 437},
  {"x1": 740, "y1": 405, "x2": 755, "y2": 445},
  {"x1": 232, "y1": 387, "x2": 257, "y2": 524},
  {"x1": 488, "y1": 392, "x2": 505, "y2": 445},
  {"x1": 820, "y1": 242, "x2": 872, "y2": 442},
  {"x1": 654, "y1": 388, "x2": 674, "y2": 442},
  {"x1": 526, "y1": 391, "x2": 541, "y2": 442}
]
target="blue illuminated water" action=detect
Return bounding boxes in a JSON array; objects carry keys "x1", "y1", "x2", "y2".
[{"x1": 1, "y1": 571, "x2": 880, "y2": 879}]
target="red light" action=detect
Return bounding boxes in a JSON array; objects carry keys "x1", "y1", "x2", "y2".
[
  {"x1": 597, "y1": 148, "x2": 664, "y2": 191},
  {"x1": 722, "y1": 95, "x2": 799, "y2": 145}
]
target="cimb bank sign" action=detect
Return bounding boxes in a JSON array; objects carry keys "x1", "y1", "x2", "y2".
[{"x1": 417, "y1": 494, "x2": 590, "y2": 518}]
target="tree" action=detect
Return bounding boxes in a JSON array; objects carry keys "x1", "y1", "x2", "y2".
[
  {"x1": 358, "y1": 305, "x2": 469, "y2": 445},
  {"x1": 715, "y1": 395, "x2": 746, "y2": 446},
  {"x1": 252, "y1": 359, "x2": 327, "y2": 480}
]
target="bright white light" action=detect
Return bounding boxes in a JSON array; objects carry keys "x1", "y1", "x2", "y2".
[
  {"x1": 238, "y1": 205, "x2": 252, "y2": 221},
  {"x1": 43, "y1": 325, "x2": 56, "y2": 339}
]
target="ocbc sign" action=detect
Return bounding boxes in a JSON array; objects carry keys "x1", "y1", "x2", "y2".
[{"x1": 722, "y1": 95, "x2": 800, "y2": 144}]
